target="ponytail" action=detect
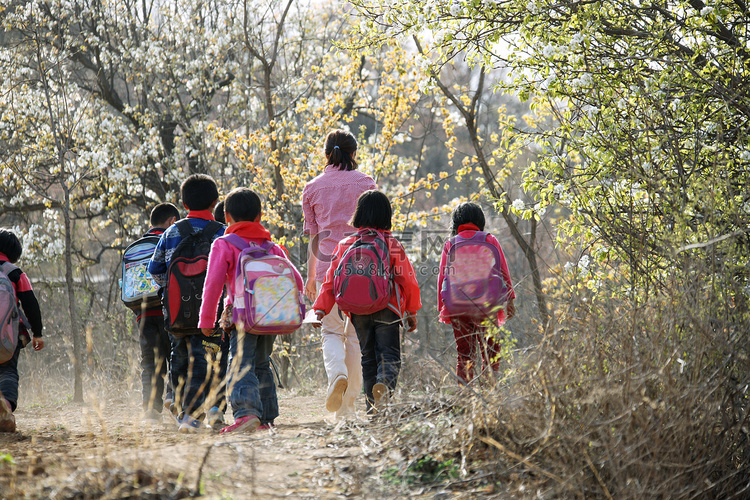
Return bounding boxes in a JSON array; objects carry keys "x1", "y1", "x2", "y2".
[{"x1": 324, "y1": 129, "x2": 358, "y2": 171}]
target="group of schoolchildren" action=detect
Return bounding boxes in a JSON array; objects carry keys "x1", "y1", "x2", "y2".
[{"x1": 0, "y1": 129, "x2": 515, "y2": 434}]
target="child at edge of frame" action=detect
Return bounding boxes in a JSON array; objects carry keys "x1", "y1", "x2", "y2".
[{"x1": 0, "y1": 228, "x2": 45, "y2": 433}]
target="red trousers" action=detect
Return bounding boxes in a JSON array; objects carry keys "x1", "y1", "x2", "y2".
[{"x1": 450, "y1": 316, "x2": 501, "y2": 384}]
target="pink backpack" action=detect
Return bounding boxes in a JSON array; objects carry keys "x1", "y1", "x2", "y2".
[
  {"x1": 0, "y1": 262, "x2": 22, "y2": 363},
  {"x1": 333, "y1": 229, "x2": 391, "y2": 315},
  {"x1": 224, "y1": 234, "x2": 304, "y2": 335},
  {"x1": 441, "y1": 231, "x2": 510, "y2": 319}
]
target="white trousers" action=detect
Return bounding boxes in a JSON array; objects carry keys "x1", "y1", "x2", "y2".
[{"x1": 318, "y1": 281, "x2": 363, "y2": 416}]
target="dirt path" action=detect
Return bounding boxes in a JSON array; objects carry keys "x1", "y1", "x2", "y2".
[{"x1": 0, "y1": 388, "x2": 376, "y2": 499}]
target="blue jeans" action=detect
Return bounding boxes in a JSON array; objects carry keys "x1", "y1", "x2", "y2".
[
  {"x1": 350, "y1": 309, "x2": 402, "y2": 411},
  {"x1": 0, "y1": 344, "x2": 21, "y2": 411},
  {"x1": 228, "y1": 329, "x2": 278, "y2": 423},
  {"x1": 138, "y1": 313, "x2": 171, "y2": 411},
  {"x1": 182, "y1": 331, "x2": 228, "y2": 418}
]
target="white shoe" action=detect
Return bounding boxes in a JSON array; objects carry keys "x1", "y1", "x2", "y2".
[{"x1": 326, "y1": 375, "x2": 348, "y2": 412}]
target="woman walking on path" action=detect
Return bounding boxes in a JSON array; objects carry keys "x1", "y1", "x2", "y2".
[{"x1": 302, "y1": 130, "x2": 376, "y2": 419}]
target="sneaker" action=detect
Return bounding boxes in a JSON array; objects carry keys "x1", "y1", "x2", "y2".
[
  {"x1": 206, "y1": 407, "x2": 225, "y2": 430},
  {"x1": 178, "y1": 415, "x2": 202, "y2": 434},
  {"x1": 167, "y1": 404, "x2": 181, "y2": 427},
  {"x1": 258, "y1": 421, "x2": 276, "y2": 431},
  {"x1": 141, "y1": 409, "x2": 161, "y2": 426},
  {"x1": 220, "y1": 415, "x2": 260, "y2": 434},
  {"x1": 372, "y1": 383, "x2": 388, "y2": 410},
  {"x1": 0, "y1": 398, "x2": 15, "y2": 433},
  {"x1": 326, "y1": 375, "x2": 348, "y2": 413}
]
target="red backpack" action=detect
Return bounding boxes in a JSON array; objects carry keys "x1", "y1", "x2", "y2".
[
  {"x1": 333, "y1": 229, "x2": 392, "y2": 315},
  {"x1": 164, "y1": 219, "x2": 223, "y2": 334}
]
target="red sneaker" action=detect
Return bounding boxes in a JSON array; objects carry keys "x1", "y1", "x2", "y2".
[
  {"x1": 257, "y1": 422, "x2": 276, "y2": 431},
  {"x1": 220, "y1": 415, "x2": 260, "y2": 434}
]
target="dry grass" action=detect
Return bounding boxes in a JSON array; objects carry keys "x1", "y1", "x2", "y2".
[{"x1": 332, "y1": 275, "x2": 750, "y2": 498}]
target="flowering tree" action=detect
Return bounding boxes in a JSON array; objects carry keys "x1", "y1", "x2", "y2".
[{"x1": 351, "y1": 0, "x2": 750, "y2": 310}]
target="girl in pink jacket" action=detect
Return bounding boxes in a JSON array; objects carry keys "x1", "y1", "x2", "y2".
[{"x1": 199, "y1": 187, "x2": 303, "y2": 433}]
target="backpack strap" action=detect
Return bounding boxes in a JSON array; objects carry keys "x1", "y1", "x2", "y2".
[
  {"x1": 203, "y1": 220, "x2": 223, "y2": 239},
  {"x1": 175, "y1": 219, "x2": 193, "y2": 240},
  {"x1": 224, "y1": 233, "x2": 249, "y2": 251},
  {"x1": 224, "y1": 233, "x2": 274, "y2": 254},
  {"x1": 0, "y1": 262, "x2": 20, "y2": 283},
  {"x1": 175, "y1": 218, "x2": 223, "y2": 240}
]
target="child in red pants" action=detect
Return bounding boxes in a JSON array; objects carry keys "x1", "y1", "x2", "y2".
[{"x1": 437, "y1": 203, "x2": 515, "y2": 384}]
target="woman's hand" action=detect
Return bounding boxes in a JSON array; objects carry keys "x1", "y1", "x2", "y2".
[
  {"x1": 32, "y1": 337, "x2": 44, "y2": 351},
  {"x1": 304, "y1": 278, "x2": 318, "y2": 302},
  {"x1": 201, "y1": 327, "x2": 215, "y2": 337}
]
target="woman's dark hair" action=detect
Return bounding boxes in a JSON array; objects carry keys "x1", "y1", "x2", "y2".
[
  {"x1": 350, "y1": 190, "x2": 392, "y2": 231},
  {"x1": 450, "y1": 202, "x2": 486, "y2": 236},
  {"x1": 0, "y1": 229, "x2": 23, "y2": 263},
  {"x1": 324, "y1": 129, "x2": 358, "y2": 171},
  {"x1": 181, "y1": 174, "x2": 220, "y2": 211},
  {"x1": 225, "y1": 187, "x2": 262, "y2": 222}
]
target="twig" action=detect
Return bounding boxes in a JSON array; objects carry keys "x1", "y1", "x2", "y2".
[
  {"x1": 583, "y1": 448, "x2": 613, "y2": 500},
  {"x1": 194, "y1": 443, "x2": 214, "y2": 495},
  {"x1": 478, "y1": 435, "x2": 564, "y2": 484}
]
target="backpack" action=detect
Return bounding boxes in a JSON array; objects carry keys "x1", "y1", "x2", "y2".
[
  {"x1": 120, "y1": 234, "x2": 162, "y2": 312},
  {"x1": 164, "y1": 219, "x2": 223, "y2": 334},
  {"x1": 440, "y1": 231, "x2": 510, "y2": 319},
  {"x1": 0, "y1": 262, "x2": 21, "y2": 363},
  {"x1": 224, "y1": 234, "x2": 304, "y2": 335},
  {"x1": 333, "y1": 229, "x2": 392, "y2": 315}
]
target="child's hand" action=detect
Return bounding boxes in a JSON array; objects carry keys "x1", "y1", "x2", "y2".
[
  {"x1": 311, "y1": 311, "x2": 324, "y2": 328},
  {"x1": 32, "y1": 337, "x2": 44, "y2": 351},
  {"x1": 201, "y1": 327, "x2": 215, "y2": 337},
  {"x1": 505, "y1": 298, "x2": 516, "y2": 320},
  {"x1": 406, "y1": 314, "x2": 418, "y2": 332},
  {"x1": 304, "y1": 279, "x2": 318, "y2": 302}
]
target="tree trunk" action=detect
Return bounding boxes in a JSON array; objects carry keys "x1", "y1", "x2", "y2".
[{"x1": 63, "y1": 187, "x2": 83, "y2": 402}]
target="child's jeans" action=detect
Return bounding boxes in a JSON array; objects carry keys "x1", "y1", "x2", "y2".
[
  {"x1": 169, "y1": 334, "x2": 188, "y2": 409},
  {"x1": 0, "y1": 344, "x2": 21, "y2": 411},
  {"x1": 451, "y1": 315, "x2": 501, "y2": 384},
  {"x1": 227, "y1": 328, "x2": 278, "y2": 424},
  {"x1": 182, "y1": 330, "x2": 228, "y2": 418},
  {"x1": 138, "y1": 312, "x2": 171, "y2": 412},
  {"x1": 316, "y1": 281, "x2": 362, "y2": 416},
  {"x1": 350, "y1": 308, "x2": 401, "y2": 411}
]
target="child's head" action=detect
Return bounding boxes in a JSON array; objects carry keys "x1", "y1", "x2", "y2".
[
  {"x1": 324, "y1": 130, "x2": 358, "y2": 171},
  {"x1": 213, "y1": 201, "x2": 226, "y2": 224},
  {"x1": 0, "y1": 229, "x2": 22, "y2": 263},
  {"x1": 224, "y1": 187, "x2": 262, "y2": 223},
  {"x1": 150, "y1": 203, "x2": 180, "y2": 228},
  {"x1": 350, "y1": 190, "x2": 392, "y2": 231},
  {"x1": 450, "y1": 202, "x2": 486, "y2": 236},
  {"x1": 181, "y1": 174, "x2": 219, "y2": 211}
]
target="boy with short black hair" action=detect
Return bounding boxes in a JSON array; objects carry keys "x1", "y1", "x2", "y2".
[
  {"x1": 199, "y1": 187, "x2": 303, "y2": 433},
  {"x1": 148, "y1": 174, "x2": 227, "y2": 433},
  {"x1": 129, "y1": 202, "x2": 180, "y2": 424}
]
